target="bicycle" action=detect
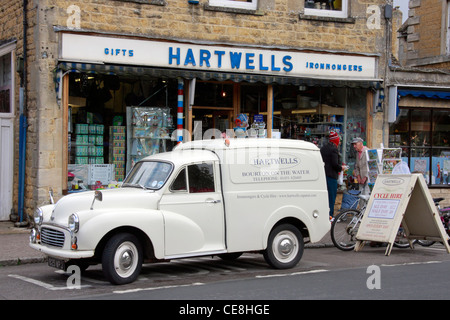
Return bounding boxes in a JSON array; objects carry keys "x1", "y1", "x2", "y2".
[
  {"x1": 330, "y1": 190, "x2": 410, "y2": 251},
  {"x1": 416, "y1": 197, "x2": 450, "y2": 247}
]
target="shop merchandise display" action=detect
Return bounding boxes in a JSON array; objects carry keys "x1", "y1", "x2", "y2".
[
  {"x1": 74, "y1": 123, "x2": 104, "y2": 165},
  {"x1": 126, "y1": 107, "x2": 174, "y2": 171},
  {"x1": 109, "y1": 126, "x2": 126, "y2": 181}
]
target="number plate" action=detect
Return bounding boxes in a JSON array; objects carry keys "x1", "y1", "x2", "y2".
[{"x1": 48, "y1": 257, "x2": 66, "y2": 270}]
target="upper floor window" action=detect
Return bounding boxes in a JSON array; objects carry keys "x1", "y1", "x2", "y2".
[
  {"x1": 209, "y1": 0, "x2": 257, "y2": 10},
  {"x1": 304, "y1": 0, "x2": 348, "y2": 18}
]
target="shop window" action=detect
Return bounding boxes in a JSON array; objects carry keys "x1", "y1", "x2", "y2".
[
  {"x1": 209, "y1": 0, "x2": 257, "y2": 10},
  {"x1": 271, "y1": 86, "x2": 365, "y2": 166},
  {"x1": 67, "y1": 72, "x2": 178, "y2": 192},
  {"x1": 389, "y1": 108, "x2": 450, "y2": 186},
  {"x1": 304, "y1": 0, "x2": 348, "y2": 18}
]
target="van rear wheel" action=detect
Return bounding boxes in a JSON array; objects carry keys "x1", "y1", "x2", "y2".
[{"x1": 263, "y1": 224, "x2": 304, "y2": 269}]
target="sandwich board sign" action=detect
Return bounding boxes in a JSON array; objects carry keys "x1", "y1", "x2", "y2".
[{"x1": 355, "y1": 174, "x2": 450, "y2": 256}]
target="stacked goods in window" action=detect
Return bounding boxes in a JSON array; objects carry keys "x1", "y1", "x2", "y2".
[
  {"x1": 75, "y1": 124, "x2": 89, "y2": 164},
  {"x1": 74, "y1": 124, "x2": 104, "y2": 164},
  {"x1": 88, "y1": 124, "x2": 104, "y2": 164},
  {"x1": 109, "y1": 126, "x2": 126, "y2": 181}
]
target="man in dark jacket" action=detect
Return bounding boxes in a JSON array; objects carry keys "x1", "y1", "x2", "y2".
[{"x1": 320, "y1": 131, "x2": 342, "y2": 220}]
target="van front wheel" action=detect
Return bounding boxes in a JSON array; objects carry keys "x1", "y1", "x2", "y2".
[
  {"x1": 263, "y1": 224, "x2": 304, "y2": 269},
  {"x1": 102, "y1": 233, "x2": 143, "y2": 285}
]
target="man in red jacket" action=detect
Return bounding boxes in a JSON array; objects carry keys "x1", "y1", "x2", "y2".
[{"x1": 320, "y1": 131, "x2": 342, "y2": 220}]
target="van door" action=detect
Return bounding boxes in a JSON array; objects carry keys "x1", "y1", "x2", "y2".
[{"x1": 160, "y1": 162, "x2": 226, "y2": 257}]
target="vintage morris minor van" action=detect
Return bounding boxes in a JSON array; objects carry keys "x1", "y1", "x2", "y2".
[{"x1": 30, "y1": 139, "x2": 330, "y2": 284}]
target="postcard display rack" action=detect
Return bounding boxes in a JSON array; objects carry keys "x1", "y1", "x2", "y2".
[
  {"x1": 366, "y1": 147, "x2": 403, "y2": 191},
  {"x1": 126, "y1": 107, "x2": 173, "y2": 172}
]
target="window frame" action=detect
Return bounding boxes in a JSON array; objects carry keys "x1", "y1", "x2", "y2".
[
  {"x1": 304, "y1": 0, "x2": 348, "y2": 19},
  {"x1": 208, "y1": 0, "x2": 257, "y2": 11},
  {"x1": 170, "y1": 162, "x2": 216, "y2": 193}
]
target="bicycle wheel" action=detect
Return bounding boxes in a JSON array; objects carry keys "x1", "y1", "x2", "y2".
[
  {"x1": 331, "y1": 209, "x2": 361, "y2": 251},
  {"x1": 393, "y1": 227, "x2": 411, "y2": 248},
  {"x1": 417, "y1": 240, "x2": 435, "y2": 247}
]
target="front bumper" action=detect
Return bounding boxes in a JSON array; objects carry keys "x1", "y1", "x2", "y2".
[
  {"x1": 29, "y1": 243, "x2": 95, "y2": 260},
  {"x1": 29, "y1": 224, "x2": 95, "y2": 260}
]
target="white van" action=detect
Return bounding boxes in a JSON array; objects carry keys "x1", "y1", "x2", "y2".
[{"x1": 30, "y1": 139, "x2": 330, "y2": 284}]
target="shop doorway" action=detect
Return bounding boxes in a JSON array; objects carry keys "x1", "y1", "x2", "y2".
[
  {"x1": 0, "y1": 117, "x2": 13, "y2": 220},
  {"x1": 191, "y1": 81, "x2": 235, "y2": 139},
  {"x1": 192, "y1": 107, "x2": 233, "y2": 139}
]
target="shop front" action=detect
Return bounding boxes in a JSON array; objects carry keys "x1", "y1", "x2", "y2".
[
  {"x1": 56, "y1": 32, "x2": 380, "y2": 194},
  {"x1": 388, "y1": 86, "x2": 450, "y2": 187}
]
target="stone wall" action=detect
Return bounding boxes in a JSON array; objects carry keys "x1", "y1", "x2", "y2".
[{"x1": 3, "y1": 0, "x2": 391, "y2": 215}]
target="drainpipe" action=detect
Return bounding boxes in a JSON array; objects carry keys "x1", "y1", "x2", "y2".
[{"x1": 17, "y1": 0, "x2": 28, "y2": 226}]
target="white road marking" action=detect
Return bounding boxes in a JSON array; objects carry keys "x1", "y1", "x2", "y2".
[
  {"x1": 113, "y1": 282, "x2": 205, "y2": 294},
  {"x1": 8, "y1": 274, "x2": 91, "y2": 290}
]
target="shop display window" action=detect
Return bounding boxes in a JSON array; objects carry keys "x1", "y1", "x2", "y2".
[
  {"x1": 67, "y1": 73, "x2": 177, "y2": 192},
  {"x1": 271, "y1": 86, "x2": 366, "y2": 165},
  {"x1": 389, "y1": 108, "x2": 450, "y2": 186}
]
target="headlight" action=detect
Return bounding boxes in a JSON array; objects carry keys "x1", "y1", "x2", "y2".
[
  {"x1": 34, "y1": 208, "x2": 43, "y2": 226},
  {"x1": 68, "y1": 214, "x2": 79, "y2": 233}
]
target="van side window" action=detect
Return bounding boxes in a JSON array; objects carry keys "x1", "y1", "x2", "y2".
[
  {"x1": 171, "y1": 168, "x2": 187, "y2": 191},
  {"x1": 188, "y1": 163, "x2": 215, "y2": 193}
]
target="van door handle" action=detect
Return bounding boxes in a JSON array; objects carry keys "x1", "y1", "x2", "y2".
[{"x1": 205, "y1": 199, "x2": 221, "y2": 204}]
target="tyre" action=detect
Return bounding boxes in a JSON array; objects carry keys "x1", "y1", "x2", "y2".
[
  {"x1": 417, "y1": 240, "x2": 435, "y2": 247},
  {"x1": 331, "y1": 209, "x2": 360, "y2": 251},
  {"x1": 263, "y1": 224, "x2": 304, "y2": 269},
  {"x1": 393, "y1": 227, "x2": 411, "y2": 248},
  {"x1": 102, "y1": 233, "x2": 143, "y2": 285}
]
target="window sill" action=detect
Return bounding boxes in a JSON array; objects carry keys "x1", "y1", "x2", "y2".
[
  {"x1": 113, "y1": 0, "x2": 166, "y2": 5},
  {"x1": 299, "y1": 13, "x2": 355, "y2": 24},
  {"x1": 204, "y1": 4, "x2": 264, "y2": 16},
  {"x1": 429, "y1": 185, "x2": 450, "y2": 189}
]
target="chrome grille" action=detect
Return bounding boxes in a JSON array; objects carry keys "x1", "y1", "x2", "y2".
[{"x1": 41, "y1": 227, "x2": 65, "y2": 248}]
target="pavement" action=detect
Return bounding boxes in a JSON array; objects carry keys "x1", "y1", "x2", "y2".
[
  {"x1": 0, "y1": 220, "x2": 333, "y2": 267},
  {"x1": 0, "y1": 221, "x2": 46, "y2": 266}
]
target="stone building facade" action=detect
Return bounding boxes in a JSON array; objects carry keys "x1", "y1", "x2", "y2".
[
  {"x1": 388, "y1": 0, "x2": 450, "y2": 207},
  {"x1": 1, "y1": 0, "x2": 394, "y2": 221}
]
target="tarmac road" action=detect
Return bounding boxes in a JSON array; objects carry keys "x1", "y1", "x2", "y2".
[
  {"x1": 2, "y1": 221, "x2": 450, "y2": 301},
  {"x1": 1, "y1": 236, "x2": 450, "y2": 300}
]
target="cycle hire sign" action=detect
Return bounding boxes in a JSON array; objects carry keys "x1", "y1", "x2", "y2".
[{"x1": 355, "y1": 174, "x2": 450, "y2": 256}]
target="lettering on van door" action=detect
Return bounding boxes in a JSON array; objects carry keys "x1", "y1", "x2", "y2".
[{"x1": 229, "y1": 152, "x2": 318, "y2": 184}]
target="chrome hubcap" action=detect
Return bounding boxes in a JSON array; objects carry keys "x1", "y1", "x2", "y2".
[
  {"x1": 279, "y1": 238, "x2": 294, "y2": 256},
  {"x1": 273, "y1": 231, "x2": 298, "y2": 263},
  {"x1": 114, "y1": 241, "x2": 138, "y2": 278}
]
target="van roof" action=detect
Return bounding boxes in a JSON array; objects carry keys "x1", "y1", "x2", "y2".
[
  {"x1": 142, "y1": 149, "x2": 219, "y2": 166},
  {"x1": 176, "y1": 138, "x2": 319, "y2": 151}
]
